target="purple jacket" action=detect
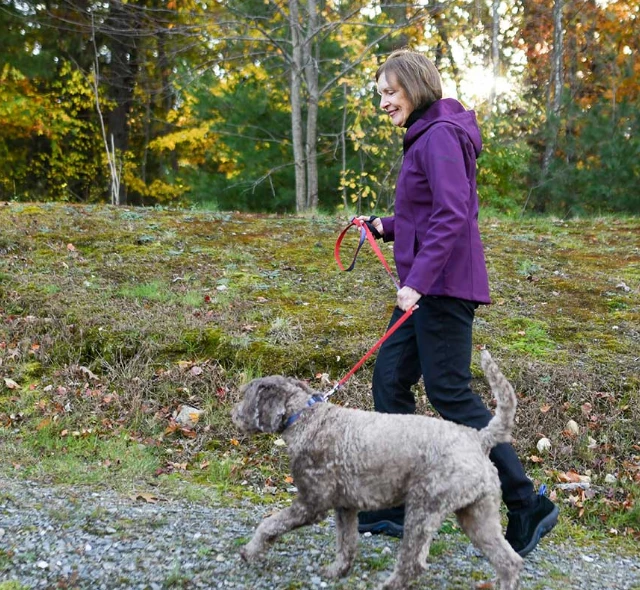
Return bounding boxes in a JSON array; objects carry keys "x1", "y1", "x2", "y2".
[{"x1": 380, "y1": 98, "x2": 491, "y2": 304}]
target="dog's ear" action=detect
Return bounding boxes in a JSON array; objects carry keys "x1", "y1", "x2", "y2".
[{"x1": 252, "y1": 382, "x2": 288, "y2": 433}]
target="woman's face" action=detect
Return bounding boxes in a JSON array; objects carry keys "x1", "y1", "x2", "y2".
[{"x1": 377, "y1": 71, "x2": 413, "y2": 127}]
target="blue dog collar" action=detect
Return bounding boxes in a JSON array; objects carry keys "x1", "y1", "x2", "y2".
[{"x1": 284, "y1": 394, "x2": 325, "y2": 429}]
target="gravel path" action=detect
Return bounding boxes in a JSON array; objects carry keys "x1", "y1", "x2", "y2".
[{"x1": 1, "y1": 477, "x2": 638, "y2": 590}]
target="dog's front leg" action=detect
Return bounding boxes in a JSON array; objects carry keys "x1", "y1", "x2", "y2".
[
  {"x1": 240, "y1": 500, "x2": 323, "y2": 562},
  {"x1": 322, "y1": 508, "x2": 358, "y2": 579}
]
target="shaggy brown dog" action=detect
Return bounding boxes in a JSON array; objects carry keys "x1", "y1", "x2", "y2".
[{"x1": 232, "y1": 350, "x2": 523, "y2": 590}]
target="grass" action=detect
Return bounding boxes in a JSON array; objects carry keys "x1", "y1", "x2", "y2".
[
  {"x1": 0, "y1": 204, "x2": 638, "y2": 549},
  {"x1": 2, "y1": 428, "x2": 162, "y2": 487},
  {"x1": 164, "y1": 562, "x2": 191, "y2": 588}
]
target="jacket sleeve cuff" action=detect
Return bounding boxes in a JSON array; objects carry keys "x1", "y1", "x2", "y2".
[{"x1": 381, "y1": 216, "x2": 395, "y2": 242}]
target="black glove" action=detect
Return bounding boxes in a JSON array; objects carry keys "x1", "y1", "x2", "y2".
[{"x1": 364, "y1": 215, "x2": 382, "y2": 239}]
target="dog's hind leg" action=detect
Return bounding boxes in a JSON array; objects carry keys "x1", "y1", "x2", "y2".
[
  {"x1": 456, "y1": 494, "x2": 523, "y2": 590},
  {"x1": 322, "y1": 508, "x2": 359, "y2": 579},
  {"x1": 240, "y1": 500, "x2": 326, "y2": 562},
  {"x1": 377, "y1": 499, "x2": 448, "y2": 590}
]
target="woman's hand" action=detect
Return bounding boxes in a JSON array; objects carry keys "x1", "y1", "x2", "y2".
[
  {"x1": 355, "y1": 215, "x2": 384, "y2": 238},
  {"x1": 396, "y1": 286, "x2": 421, "y2": 311}
]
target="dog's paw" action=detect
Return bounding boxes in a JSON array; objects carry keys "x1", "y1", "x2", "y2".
[
  {"x1": 239, "y1": 545, "x2": 261, "y2": 563},
  {"x1": 321, "y1": 562, "x2": 351, "y2": 579}
]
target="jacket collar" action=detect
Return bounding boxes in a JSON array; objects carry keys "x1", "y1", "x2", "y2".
[{"x1": 403, "y1": 106, "x2": 429, "y2": 129}]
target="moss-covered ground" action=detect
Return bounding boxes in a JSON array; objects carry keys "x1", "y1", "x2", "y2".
[{"x1": 0, "y1": 203, "x2": 638, "y2": 551}]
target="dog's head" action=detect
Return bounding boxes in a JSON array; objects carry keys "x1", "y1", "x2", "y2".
[{"x1": 232, "y1": 376, "x2": 308, "y2": 434}]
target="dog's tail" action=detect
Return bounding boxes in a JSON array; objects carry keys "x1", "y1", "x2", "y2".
[{"x1": 479, "y1": 350, "x2": 517, "y2": 453}]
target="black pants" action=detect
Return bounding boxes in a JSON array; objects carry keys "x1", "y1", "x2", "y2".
[{"x1": 372, "y1": 296, "x2": 534, "y2": 510}]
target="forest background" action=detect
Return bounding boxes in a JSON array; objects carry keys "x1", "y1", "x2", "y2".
[{"x1": 0, "y1": 0, "x2": 638, "y2": 217}]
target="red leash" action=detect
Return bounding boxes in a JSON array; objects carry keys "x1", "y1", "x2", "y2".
[
  {"x1": 324, "y1": 306, "x2": 414, "y2": 398},
  {"x1": 325, "y1": 218, "x2": 416, "y2": 398}
]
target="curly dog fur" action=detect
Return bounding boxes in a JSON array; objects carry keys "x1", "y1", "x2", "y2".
[{"x1": 232, "y1": 350, "x2": 523, "y2": 589}]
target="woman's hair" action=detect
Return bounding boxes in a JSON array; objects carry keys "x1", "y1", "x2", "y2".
[{"x1": 376, "y1": 49, "x2": 442, "y2": 110}]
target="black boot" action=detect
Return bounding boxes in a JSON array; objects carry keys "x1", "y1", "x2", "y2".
[
  {"x1": 505, "y1": 490, "x2": 559, "y2": 557},
  {"x1": 357, "y1": 506, "x2": 405, "y2": 538}
]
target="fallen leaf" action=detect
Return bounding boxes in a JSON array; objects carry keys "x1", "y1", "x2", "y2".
[
  {"x1": 169, "y1": 462, "x2": 188, "y2": 470},
  {"x1": 558, "y1": 470, "x2": 582, "y2": 483},
  {"x1": 131, "y1": 492, "x2": 159, "y2": 504},
  {"x1": 36, "y1": 417, "x2": 51, "y2": 430}
]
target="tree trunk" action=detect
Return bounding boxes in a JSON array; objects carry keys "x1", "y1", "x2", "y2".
[
  {"x1": 105, "y1": 0, "x2": 138, "y2": 205},
  {"x1": 541, "y1": 0, "x2": 564, "y2": 181},
  {"x1": 289, "y1": 0, "x2": 306, "y2": 214},
  {"x1": 303, "y1": 0, "x2": 319, "y2": 211},
  {"x1": 489, "y1": 0, "x2": 500, "y2": 110},
  {"x1": 340, "y1": 82, "x2": 348, "y2": 209}
]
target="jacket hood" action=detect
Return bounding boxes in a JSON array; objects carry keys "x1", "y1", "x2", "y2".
[{"x1": 404, "y1": 98, "x2": 482, "y2": 156}]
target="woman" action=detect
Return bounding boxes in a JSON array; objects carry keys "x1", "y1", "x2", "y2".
[{"x1": 355, "y1": 49, "x2": 558, "y2": 557}]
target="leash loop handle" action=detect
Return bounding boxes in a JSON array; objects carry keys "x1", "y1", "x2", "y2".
[
  {"x1": 334, "y1": 217, "x2": 400, "y2": 291},
  {"x1": 334, "y1": 219, "x2": 367, "y2": 273}
]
